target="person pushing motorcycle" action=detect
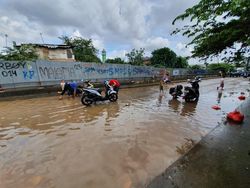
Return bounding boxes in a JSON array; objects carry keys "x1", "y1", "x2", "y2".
[
  {"x1": 59, "y1": 81, "x2": 78, "y2": 99},
  {"x1": 108, "y1": 79, "x2": 120, "y2": 93}
]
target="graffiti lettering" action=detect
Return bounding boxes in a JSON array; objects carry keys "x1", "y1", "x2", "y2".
[
  {"x1": 84, "y1": 67, "x2": 95, "y2": 74},
  {"x1": 0, "y1": 61, "x2": 164, "y2": 86},
  {"x1": 23, "y1": 70, "x2": 35, "y2": 79},
  {"x1": 0, "y1": 62, "x2": 26, "y2": 70},
  {"x1": 39, "y1": 66, "x2": 76, "y2": 80},
  {"x1": 1, "y1": 70, "x2": 17, "y2": 77},
  {"x1": 74, "y1": 64, "x2": 82, "y2": 70}
]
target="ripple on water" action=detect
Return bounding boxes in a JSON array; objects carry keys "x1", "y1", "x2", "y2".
[{"x1": 36, "y1": 119, "x2": 66, "y2": 126}]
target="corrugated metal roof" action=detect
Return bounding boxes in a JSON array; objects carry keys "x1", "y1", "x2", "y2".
[{"x1": 17, "y1": 43, "x2": 72, "y2": 49}]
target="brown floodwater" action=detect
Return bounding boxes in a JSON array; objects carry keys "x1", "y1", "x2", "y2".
[{"x1": 0, "y1": 78, "x2": 249, "y2": 188}]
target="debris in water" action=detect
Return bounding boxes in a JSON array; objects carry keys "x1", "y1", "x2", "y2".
[
  {"x1": 212, "y1": 105, "x2": 221, "y2": 110},
  {"x1": 227, "y1": 111, "x2": 244, "y2": 123},
  {"x1": 238, "y1": 95, "x2": 246, "y2": 100},
  {"x1": 176, "y1": 138, "x2": 195, "y2": 155}
]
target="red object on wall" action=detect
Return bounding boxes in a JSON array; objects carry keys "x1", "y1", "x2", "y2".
[
  {"x1": 238, "y1": 95, "x2": 246, "y2": 100},
  {"x1": 212, "y1": 105, "x2": 221, "y2": 110},
  {"x1": 227, "y1": 111, "x2": 244, "y2": 123}
]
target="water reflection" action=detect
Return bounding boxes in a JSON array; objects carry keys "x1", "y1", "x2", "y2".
[
  {"x1": 168, "y1": 99, "x2": 181, "y2": 112},
  {"x1": 217, "y1": 89, "x2": 223, "y2": 104},
  {"x1": 180, "y1": 102, "x2": 198, "y2": 117},
  {"x1": 105, "y1": 103, "x2": 120, "y2": 125},
  {"x1": 157, "y1": 93, "x2": 164, "y2": 106}
]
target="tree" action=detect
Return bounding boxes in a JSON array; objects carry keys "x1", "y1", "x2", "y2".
[
  {"x1": 151, "y1": 47, "x2": 177, "y2": 68},
  {"x1": 0, "y1": 43, "x2": 38, "y2": 61},
  {"x1": 172, "y1": 0, "x2": 250, "y2": 62},
  {"x1": 126, "y1": 48, "x2": 145, "y2": 65},
  {"x1": 106, "y1": 57, "x2": 125, "y2": 64},
  {"x1": 59, "y1": 36, "x2": 101, "y2": 63},
  {"x1": 189, "y1": 64, "x2": 203, "y2": 70},
  {"x1": 207, "y1": 63, "x2": 234, "y2": 73},
  {"x1": 175, "y1": 56, "x2": 189, "y2": 68}
]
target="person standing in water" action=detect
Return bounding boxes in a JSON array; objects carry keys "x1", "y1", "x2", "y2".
[
  {"x1": 159, "y1": 79, "x2": 164, "y2": 93},
  {"x1": 217, "y1": 71, "x2": 225, "y2": 103}
]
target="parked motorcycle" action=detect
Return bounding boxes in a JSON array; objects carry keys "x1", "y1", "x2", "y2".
[
  {"x1": 81, "y1": 81, "x2": 118, "y2": 106},
  {"x1": 169, "y1": 85, "x2": 183, "y2": 99},
  {"x1": 183, "y1": 78, "x2": 201, "y2": 102}
]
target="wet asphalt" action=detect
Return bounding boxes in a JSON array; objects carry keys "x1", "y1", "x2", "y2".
[
  {"x1": 0, "y1": 77, "x2": 249, "y2": 188},
  {"x1": 148, "y1": 91, "x2": 250, "y2": 188}
]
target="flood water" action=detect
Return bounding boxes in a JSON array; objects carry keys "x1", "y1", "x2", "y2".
[{"x1": 0, "y1": 78, "x2": 249, "y2": 188}]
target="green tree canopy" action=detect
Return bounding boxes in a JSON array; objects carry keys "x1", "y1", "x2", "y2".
[
  {"x1": 59, "y1": 36, "x2": 101, "y2": 63},
  {"x1": 0, "y1": 43, "x2": 38, "y2": 61},
  {"x1": 126, "y1": 48, "x2": 145, "y2": 65},
  {"x1": 151, "y1": 47, "x2": 177, "y2": 68},
  {"x1": 189, "y1": 64, "x2": 203, "y2": 70},
  {"x1": 175, "y1": 56, "x2": 189, "y2": 68},
  {"x1": 106, "y1": 57, "x2": 125, "y2": 64},
  {"x1": 172, "y1": 0, "x2": 250, "y2": 62},
  {"x1": 207, "y1": 63, "x2": 234, "y2": 73}
]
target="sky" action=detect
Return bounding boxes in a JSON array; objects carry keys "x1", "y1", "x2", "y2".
[{"x1": 0, "y1": 0, "x2": 200, "y2": 64}]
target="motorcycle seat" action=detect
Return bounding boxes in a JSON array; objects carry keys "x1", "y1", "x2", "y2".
[{"x1": 89, "y1": 88, "x2": 103, "y2": 93}]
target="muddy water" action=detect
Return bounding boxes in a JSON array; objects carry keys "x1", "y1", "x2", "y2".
[{"x1": 0, "y1": 78, "x2": 249, "y2": 188}]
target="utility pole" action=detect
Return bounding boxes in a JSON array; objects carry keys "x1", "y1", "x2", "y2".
[
  {"x1": 40, "y1": 33, "x2": 45, "y2": 44},
  {"x1": 4, "y1": 34, "x2": 8, "y2": 47}
]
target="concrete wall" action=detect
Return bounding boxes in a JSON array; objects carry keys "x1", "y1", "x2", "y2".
[{"x1": 0, "y1": 60, "x2": 163, "y2": 89}]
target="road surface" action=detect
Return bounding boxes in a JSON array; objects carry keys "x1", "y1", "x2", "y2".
[{"x1": 0, "y1": 78, "x2": 249, "y2": 188}]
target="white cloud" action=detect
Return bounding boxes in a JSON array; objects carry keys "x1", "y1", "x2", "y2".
[
  {"x1": 177, "y1": 42, "x2": 186, "y2": 50},
  {"x1": 0, "y1": 0, "x2": 200, "y2": 60},
  {"x1": 70, "y1": 30, "x2": 105, "y2": 52},
  {"x1": 71, "y1": 30, "x2": 83, "y2": 38},
  {"x1": 134, "y1": 37, "x2": 169, "y2": 51},
  {"x1": 92, "y1": 38, "x2": 105, "y2": 51},
  {"x1": 108, "y1": 50, "x2": 128, "y2": 59}
]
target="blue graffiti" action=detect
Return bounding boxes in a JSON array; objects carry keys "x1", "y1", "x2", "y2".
[
  {"x1": 84, "y1": 67, "x2": 96, "y2": 74},
  {"x1": 23, "y1": 70, "x2": 35, "y2": 79}
]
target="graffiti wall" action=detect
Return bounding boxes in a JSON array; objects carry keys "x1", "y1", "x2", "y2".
[{"x1": 0, "y1": 60, "x2": 162, "y2": 88}]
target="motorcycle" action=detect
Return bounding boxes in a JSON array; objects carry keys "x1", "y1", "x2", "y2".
[
  {"x1": 169, "y1": 85, "x2": 183, "y2": 99},
  {"x1": 81, "y1": 82, "x2": 118, "y2": 106},
  {"x1": 183, "y1": 78, "x2": 201, "y2": 102}
]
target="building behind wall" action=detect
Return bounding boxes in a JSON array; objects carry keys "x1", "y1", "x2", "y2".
[{"x1": 17, "y1": 44, "x2": 75, "y2": 62}]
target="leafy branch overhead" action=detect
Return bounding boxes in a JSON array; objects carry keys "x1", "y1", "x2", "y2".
[{"x1": 172, "y1": 0, "x2": 250, "y2": 62}]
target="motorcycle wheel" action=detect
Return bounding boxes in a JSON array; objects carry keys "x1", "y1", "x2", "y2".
[
  {"x1": 109, "y1": 93, "x2": 118, "y2": 102},
  {"x1": 81, "y1": 96, "x2": 93, "y2": 106}
]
